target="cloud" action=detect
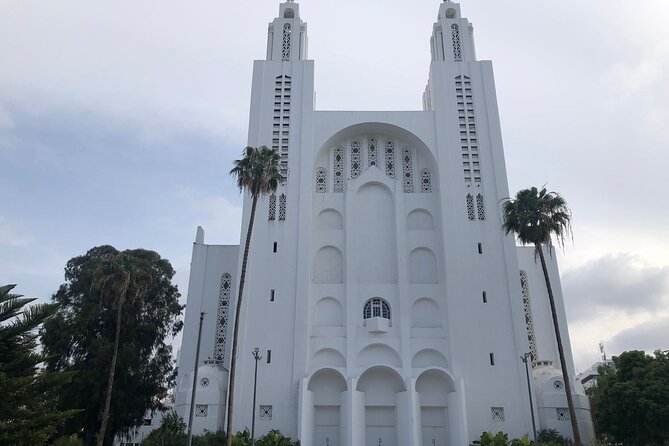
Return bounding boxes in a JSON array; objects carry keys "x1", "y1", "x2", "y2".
[
  {"x1": 0, "y1": 216, "x2": 33, "y2": 246},
  {"x1": 562, "y1": 254, "x2": 669, "y2": 322},
  {"x1": 607, "y1": 315, "x2": 669, "y2": 356}
]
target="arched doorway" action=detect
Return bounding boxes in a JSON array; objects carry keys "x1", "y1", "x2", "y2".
[
  {"x1": 416, "y1": 369, "x2": 455, "y2": 446},
  {"x1": 357, "y1": 366, "x2": 406, "y2": 446},
  {"x1": 308, "y1": 369, "x2": 347, "y2": 446}
]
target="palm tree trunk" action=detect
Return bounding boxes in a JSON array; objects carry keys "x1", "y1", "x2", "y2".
[
  {"x1": 96, "y1": 276, "x2": 129, "y2": 446},
  {"x1": 226, "y1": 194, "x2": 259, "y2": 446},
  {"x1": 536, "y1": 244, "x2": 582, "y2": 446}
]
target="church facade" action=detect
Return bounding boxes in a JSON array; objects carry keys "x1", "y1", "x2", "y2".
[{"x1": 174, "y1": 2, "x2": 594, "y2": 445}]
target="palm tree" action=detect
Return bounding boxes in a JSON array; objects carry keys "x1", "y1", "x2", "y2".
[
  {"x1": 93, "y1": 253, "x2": 151, "y2": 446},
  {"x1": 226, "y1": 146, "x2": 281, "y2": 446},
  {"x1": 502, "y1": 186, "x2": 582, "y2": 446}
]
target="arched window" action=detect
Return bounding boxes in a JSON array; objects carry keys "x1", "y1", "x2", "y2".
[
  {"x1": 476, "y1": 193, "x2": 485, "y2": 220},
  {"x1": 278, "y1": 193, "x2": 287, "y2": 220},
  {"x1": 368, "y1": 137, "x2": 378, "y2": 167},
  {"x1": 363, "y1": 298, "x2": 391, "y2": 320},
  {"x1": 384, "y1": 140, "x2": 396, "y2": 178},
  {"x1": 420, "y1": 168, "x2": 432, "y2": 193},
  {"x1": 214, "y1": 273, "x2": 232, "y2": 363},
  {"x1": 284, "y1": 8, "x2": 294, "y2": 19},
  {"x1": 333, "y1": 146, "x2": 344, "y2": 193},
  {"x1": 466, "y1": 193, "x2": 475, "y2": 221}
]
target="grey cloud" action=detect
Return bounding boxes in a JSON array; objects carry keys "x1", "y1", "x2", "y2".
[
  {"x1": 562, "y1": 254, "x2": 669, "y2": 322},
  {"x1": 607, "y1": 316, "x2": 669, "y2": 356}
]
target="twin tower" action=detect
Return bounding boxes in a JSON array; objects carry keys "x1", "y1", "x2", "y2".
[{"x1": 175, "y1": 2, "x2": 595, "y2": 445}]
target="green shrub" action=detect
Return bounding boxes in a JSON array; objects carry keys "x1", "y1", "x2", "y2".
[
  {"x1": 51, "y1": 435, "x2": 84, "y2": 446},
  {"x1": 537, "y1": 428, "x2": 573, "y2": 446}
]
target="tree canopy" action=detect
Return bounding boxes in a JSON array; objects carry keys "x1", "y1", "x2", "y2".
[
  {"x1": 0, "y1": 284, "x2": 78, "y2": 445},
  {"x1": 589, "y1": 350, "x2": 669, "y2": 446},
  {"x1": 41, "y1": 246, "x2": 183, "y2": 445}
]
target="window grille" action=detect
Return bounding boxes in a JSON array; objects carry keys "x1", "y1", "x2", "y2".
[
  {"x1": 556, "y1": 408, "x2": 570, "y2": 421},
  {"x1": 553, "y1": 380, "x2": 564, "y2": 391},
  {"x1": 476, "y1": 193, "x2": 485, "y2": 220},
  {"x1": 420, "y1": 168, "x2": 432, "y2": 193},
  {"x1": 402, "y1": 148, "x2": 414, "y2": 193},
  {"x1": 384, "y1": 140, "x2": 396, "y2": 178},
  {"x1": 333, "y1": 146, "x2": 344, "y2": 193},
  {"x1": 278, "y1": 194, "x2": 286, "y2": 220},
  {"x1": 195, "y1": 405, "x2": 208, "y2": 417},
  {"x1": 315, "y1": 167, "x2": 327, "y2": 193},
  {"x1": 368, "y1": 137, "x2": 378, "y2": 167},
  {"x1": 282, "y1": 23, "x2": 292, "y2": 60},
  {"x1": 214, "y1": 273, "x2": 232, "y2": 363},
  {"x1": 259, "y1": 405, "x2": 273, "y2": 420},
  {"x1": 351, "y1": 141, "x2": 361, "y2": 179},
  {"x1": 200, "y1": 377, "x2": 210, "y2": 388},
  {"x1": 491, "y1": 407, "x2": 505, "y2": 421},
  {"x1": 451, "y1": 24, "x2": 462, "y2": 61},
  {"x1": 268, "y1": 194, "x2": 276, "y2": 221},
  {"x1": 520, "y1": 271, "x2": 538, "y2": 366},
  {"x1": 466, "y1": 194, "x2": 475, "y2": 221},
  {"x1": 363, "y1": 298, "x2": 391, "y2": 320}
]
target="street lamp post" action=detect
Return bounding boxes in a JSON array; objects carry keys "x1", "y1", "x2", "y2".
[
  {"x1": 250, "y1": 347, "x2": 262, "y2": 446},
  {"x1": 521, "y1": 352, "x2": 538, "y2": 444}
]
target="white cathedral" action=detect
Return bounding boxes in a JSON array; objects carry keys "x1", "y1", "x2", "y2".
[{"x1": 174, "y1": 2, "x2": 595, "y2": 445}]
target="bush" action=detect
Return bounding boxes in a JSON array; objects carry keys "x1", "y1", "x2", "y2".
[
  {"x1": 471, "y1": 431, "x2": 532, "y2": 446},
  {"x1": 537, "y1": 428, "x2": 573, "y2": 446},
  {"x1": 256, "y1": 429, "x2": 300, "y2": 446},
  {"x1": 51, "y1": 436, "x2": 84, "y2": 446}
]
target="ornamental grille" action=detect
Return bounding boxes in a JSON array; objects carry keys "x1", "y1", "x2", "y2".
[
  {"x1": 476, "y1": 193, "x2": 486, "y2": 220},
  {"x1": 278, "y1": 193, "x2": 286, "y2": 220},
  {"x1": 259, "y1": 405, "x2": 273, "y2": 420},
  {"x1": 350, "y1": 141, "x2": 361, "y2": 179},
  {"x1": 315, "y1": 167, "x2": 327, "y2": 193},
  {"x1": 451, "y1": 24, "x2": 462, "y2": 61},
  {"x1": 333, "y1": 146, "x2": 344, "y2": 193},
  {"x1": 554, "y1": 380, "x2": 564, "y2": 391},
  {"x1": 200, "y1": 377, "x2": 209, "y2": 388},
  {"x1": 420, "y1": 168, "x2": 432, "y2": 193},
  {"x1": 402, "y1": 148, "x2": 414, "y2": 193},
  {"x1": 491, "y1": 407, "x2": 505, "y2": 422},
  {"x1": 368, "y1": 137, "x2": 378, "y2": 167},
  {"x1": 268, "y1": 194, "x2": 276, "y2": 221},
  {"x1": 363, "y1": 298, "x2": 391, "y2": 320},
  {"x1": 195, "y1": 405, "x2": 208, "y2": 417},
  {"x1": 214, "y1": 273, "x2": 232, "y2": 363},
  {"x1": 556, "y1": 408, "x2": 570, "y2": 421},
  {"x1": 282, "y1": 23, "x2": 292, "y2": 60},
  {"x1": 384, "y1": 140, "x2": 396, "y2": 178},
  {"x1": 466, "y1": 194, "x2": 475, "y2": 221},
  {"x1": 520, "y1": 270, "x2": 538, "y2": 367}
]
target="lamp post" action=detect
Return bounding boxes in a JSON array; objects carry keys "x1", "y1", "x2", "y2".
[
  {"x1": 250, "y1": 347, "x2": 262, "y2": 446},
  {"x1": 187, "y1": 312, "x2": 206, "y2": 446},
  {"x1": 521, "y1": 352, "x2": 538, "y2": 444}
]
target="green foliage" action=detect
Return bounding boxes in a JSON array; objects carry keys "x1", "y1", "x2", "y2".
[
  {"x1": 192, "y1": 431, "x2": 227, "y2": 446},
  {"x1": 256, "y1": 429, "x2": 300, "y2": 446},
  {"x1": 41, "y1": 246, "x2": 184, "y2": 445},
  {"x1": 502, "y1": 186, "x2": 573, "y2": 250},
  {"x1": 140, "y1": 410, "x2": 186, "y2": 446},
  {"x1": 536, "y1": 428, "x2": 573, "y2": 446},
  {"x1": 230, "y1": 146, "x2": 282, "y2": 196},
  {"x1": 589, "y1": 350, "x2": 669, "y2": 446},
  {"x1": 472, "y1": 432, "x2": 534, "y2": 446},
  {"x1": 51, "y1": 435, "x2": 84, "y2": 446},
  {"x1": 0, "y1": 284, "x2": 79, "y2": 445}
]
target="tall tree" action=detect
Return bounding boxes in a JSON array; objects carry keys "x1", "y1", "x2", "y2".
[
  {"x1": 226, "y1": 146, "x2": 281, "y2": 446},
  {"x1": 0, "y1": 284, "x2": 78, "y2": 445},
  {"x1": 589, "y1": 350, "x2": 669, "y2": 446},
  {"x1": 93, "y1": 252, "x2": 152, "y2": 446},
  {"x1": 502, "y1": 187, "x2": 582, "y2": 446},
  {"x1": 41, "y1": 246, "x2": 183, "y2": 445}
]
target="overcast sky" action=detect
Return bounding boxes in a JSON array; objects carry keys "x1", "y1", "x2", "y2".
[{"x1": 1, "y1": 0, "x2": 668, "y2": 372}]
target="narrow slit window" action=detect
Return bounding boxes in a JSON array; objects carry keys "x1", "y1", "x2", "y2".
[
  {"x1": 267, "y1": 350, "x2": 272, "y2": 364},
  {"x1": 273, "y1": 242, "x2": 278, "y2": 253},
  {"x1": 482, "y1": 291, "x2": 487, "y2": 303},
  {"x1": 270, "y1": 289, "x2": 275, "y2": 302},
  {"x1": 490, "y1": 353, "x2": 495, "y2": 366},
  {"x1": 478, "y1": 242, "x2": 483, "y2": 254}
]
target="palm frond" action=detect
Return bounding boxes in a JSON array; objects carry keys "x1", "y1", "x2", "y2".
[{"x1": 230, "y1": 146, "x2": 281, "y2": 197}]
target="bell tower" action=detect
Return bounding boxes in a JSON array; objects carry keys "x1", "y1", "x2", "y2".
[{"x1": 266, "y1": 0, "x2": 308, "y2": 62}]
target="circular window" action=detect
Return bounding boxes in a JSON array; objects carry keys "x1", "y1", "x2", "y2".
[
  {"x1": 200, "y1": 377, "x2": 210, "y2": 388},
  {"x1": 553, "y1": 380, "x2": 563, "y2": 391}
]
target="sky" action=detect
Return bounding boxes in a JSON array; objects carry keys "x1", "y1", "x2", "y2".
[{"x1": 1, "y1": 0, "x2": 668, "y2": 372}]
